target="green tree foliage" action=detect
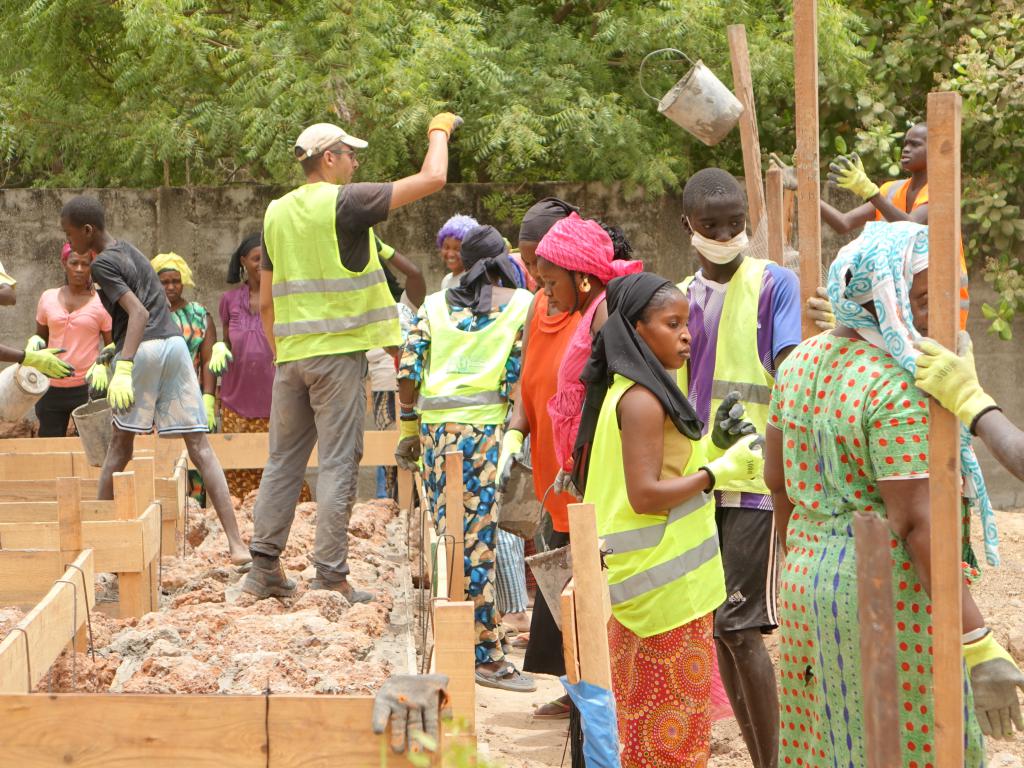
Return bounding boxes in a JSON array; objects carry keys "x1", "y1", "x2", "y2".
[{"x1": 0, "y1": 0, "x2": 868, "y2": 196}]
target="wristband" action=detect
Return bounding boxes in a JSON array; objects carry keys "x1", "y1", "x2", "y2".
[
  {"x1": 968, "y1": 405, "x2": 1002, "y2": 436},
  {"x1": 699, "y1": 466, "x2": 716, "y2": 491}
]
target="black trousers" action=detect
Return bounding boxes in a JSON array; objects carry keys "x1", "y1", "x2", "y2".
[{"x1": 35, "y1": 384, "x2": 88, "y2": 438}]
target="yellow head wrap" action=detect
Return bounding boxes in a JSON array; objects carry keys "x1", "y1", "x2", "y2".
[{"x1": 151, "y1": 252, "x2": 194, "y2": 287}]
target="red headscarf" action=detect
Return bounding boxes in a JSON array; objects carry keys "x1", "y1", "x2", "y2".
[{"x1": 61, "y1": 243, "x2": 72, "y2": 263}]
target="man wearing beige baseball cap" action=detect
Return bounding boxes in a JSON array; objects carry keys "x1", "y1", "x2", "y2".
[{"x1": 243, "y1": 112, "x2": 462, "y2": 603}]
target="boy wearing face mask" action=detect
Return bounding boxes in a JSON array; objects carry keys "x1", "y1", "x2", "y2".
[{"x1": 676, "y1": 168, "x2": 801, "y2": 768}]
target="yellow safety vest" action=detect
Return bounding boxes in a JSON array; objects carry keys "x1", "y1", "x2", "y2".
[
  {"x1": 678, "y1": 256, "x2": 773, "y2": 496},
  {"x1": 263, "y1": 182, "x2": 400, "y2": 363},
  {"x1": 418, "y1": 289, "x2": 533, "y2": 425},
  {"x1": 583, "y1": 374, "x2": 725, "y2": 638}
]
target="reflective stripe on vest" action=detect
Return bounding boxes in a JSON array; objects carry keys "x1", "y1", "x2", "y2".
[
  {"x1": 709, "y1": 379, "x2": 772, "y2": 406},
  {"x1": 418, "y1": 289, "x2": 533, "y2": 425},
  {"x1": 583, "y1": 374, "x2": 725, "y2": 638},
  {"x1": 264, "y1": 183, "x2": 400, "y2": 363}
]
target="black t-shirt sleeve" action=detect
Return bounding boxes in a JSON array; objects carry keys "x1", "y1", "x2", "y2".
[
  {"x1": 90, "y1": 255, "x2": 131, "y2": 306},
  {"x1": 336, "y1": 183, "x2": 393, "y2": 231}
]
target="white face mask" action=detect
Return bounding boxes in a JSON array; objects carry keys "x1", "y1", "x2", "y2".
[{"x1": 688, "y1": 221, "x2": 749, "y2": 265}]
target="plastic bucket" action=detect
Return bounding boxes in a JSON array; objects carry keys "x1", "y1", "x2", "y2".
[
  {"x1": 639, "y1": 48, "x2": 744, "y2": 146},
  {"x1": 72, "y1": 399, "x2": 112, "y2": 467},
  {"x1": 0, "y1": 364, "x2": 50, "y2": 422},
  {"x1": 524, "y1": 545, "x2": 573, "y2": 631},
  {"x1": 497, "y1": 461, "x2": 543, "y2": 540}
]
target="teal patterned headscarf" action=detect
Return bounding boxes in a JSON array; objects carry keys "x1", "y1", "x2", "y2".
[{"x1": 827, "y1": 221, "x2": 1000, "y2": 565}]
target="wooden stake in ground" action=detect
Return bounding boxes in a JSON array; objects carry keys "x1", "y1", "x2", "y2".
[
  {"x1": 926, "y1": 90, "x2": 964, "y2": 767},
  {"x1": 794, "y1": 0, "x2": 822, "y2": 339},
  {"x1": 728, "y1": 24, "x2": 765, "y2": 229},
  {"x1": 766, "y1": 166, "x2": 785, "y2": 266},
  {"x1": 443, "y1": 451, "x2": 466, "y2": 603},
  {"x1": 567, "y1": 503, "x2": 612, "y2": 689}
]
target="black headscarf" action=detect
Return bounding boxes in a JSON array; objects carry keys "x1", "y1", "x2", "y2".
[
  {"x1": 571, "y1": 272, "x2": 704, "y2": 492},
  {"x1": 445, "y1": 225, "x2": 520, "y2": 313},
  {"x1": 227, "y1": 232, "x2": 262, "y2": 284},
  {"x1": 518, "y1": 197, "x2": 580, "y2": 243}
]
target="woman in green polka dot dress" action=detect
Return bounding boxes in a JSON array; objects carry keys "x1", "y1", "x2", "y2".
[{"x1": 763, "y1": 223, "x2": 1007, "y2": 767}]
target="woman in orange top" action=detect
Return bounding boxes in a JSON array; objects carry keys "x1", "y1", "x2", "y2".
[{"x1": 499, "y1": 197, "x2": 582, "y2": 719}]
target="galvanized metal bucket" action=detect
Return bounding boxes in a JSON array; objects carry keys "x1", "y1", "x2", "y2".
[
  {"x1": 72, "y1": 399, "x2": 112, "y2": 467},
  {"x1": 639, "y1": 48, "x2": 743, "y2": 146}
]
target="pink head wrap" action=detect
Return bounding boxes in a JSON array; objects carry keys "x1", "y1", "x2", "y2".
[
  {"x1": 535, "y1": 213, "x2": 643, "y2": 283},
  {"x1": 61, "y1": 243, "x2": 72, "y2": 263}
]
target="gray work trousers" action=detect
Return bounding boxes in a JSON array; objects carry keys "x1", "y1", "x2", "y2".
[{"x1": 249, "y1": 352, "x2": 367, "y2": 580}]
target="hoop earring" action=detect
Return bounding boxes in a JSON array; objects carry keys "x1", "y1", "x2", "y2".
[{"x1": 580, "y1": 276, "x2": 591, "y2": 293}]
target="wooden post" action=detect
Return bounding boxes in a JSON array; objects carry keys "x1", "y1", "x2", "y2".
[
  {"x1": 443, "y1": 452, "x2": 465, "y2": 602},
  {"x1": 853, "y1": 513, "x2": 901, "y2": 766},
  {"x1": 766, "y1": 166, "x2": 786, "y2": 266},
  {"x1": 926, "y1": 90, "x2": 964, "y2": 767},
  {"x1": 794, "y1": 0, "x2": 822, "y2": 339},
  {"x1": 131, "y1": 456, "x2": 155, "y2": 514},
  {"x1": 728, "y1": 24, "x2": 765, "y2": 229},
  {"x1": 57, "y1": 477, "x2": 87, "y2": 653},
  {"x1": 433, "y1": 600, "x2": 476, "y2": 735},
  {"x1": 113, "y1": 471, "x2": 146, "y2": 619},
  {"x1": 567, "y1": 503, "x2": 612, "y2": 688}
]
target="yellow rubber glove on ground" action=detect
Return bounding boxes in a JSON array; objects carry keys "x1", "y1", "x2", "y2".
[
  {"x1": 807, "y1": 286, "x2": 836, "y2": 331},
  {"x1": 496, "y1": 429, "x2": 525, "y2": 492},
  {"x1": 395, "y1": 417, "x2": 422, "y2": 472},
  {"x1": 964, "y1": 632, "x2": 1024, "y2": 739},
  {"x1": 25, "y1": 335, "x2": 46, "y2": 352},
  {"x1": 209, "y1": 341, "x2": 233, "y2": 376},
  {"x1": 203, "y1": 393, "x2": 217, "y2": 432},
  {"x1": 107, "y1": 360, "x2": 135, "y2": 411},
  {"x1": 914, "y1": 331, "x2": 998, "y2": 430},
  {"x1": 427, "y1": 113, "x2": 463, "y2": 139},
  {"x1": 828, "y1": 153, "x2": 880, "y2": 200},
  {"x1": 23, "y1": 348, "x2": 73, "y2": 379},
  {"x1": 702, "y1": 434, "x2": 764, "y2": 488}
]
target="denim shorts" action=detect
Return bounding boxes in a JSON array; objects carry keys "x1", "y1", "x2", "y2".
[{"x1": 113, "y1": 336, "x2": 207, "y2": 436}]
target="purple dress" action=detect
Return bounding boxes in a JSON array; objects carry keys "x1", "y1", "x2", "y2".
[{"x1": 219, "y1": 284, "x2": 274, "y2": 419}]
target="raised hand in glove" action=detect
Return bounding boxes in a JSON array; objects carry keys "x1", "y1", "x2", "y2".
[
  {"x1": 107, "y1": 360, "x2": 135, "y2": 412},
  {"x1": 203, "y1": 393, "x2": 217, "y2": 432},
  {"x1": 25, "y1": 335, "x2": 46, "y2": 352},
  {"x1": 828, "y1": 153, "x2": 880, "y2": 201},
  {"x1": 395, "y1": 417, "x2": 422, "y2": 472},
  {"x1": 427, "y1": 112, "x2": 463, "y2": 139},
  {"x1": 711, "y1": 392, "x2": 757, "y2": 450},
  {"x1": 496, "y1": 429, "x2": 525, "y2": 492},
  {"x1": 702, "y1": 433, "x2": 764, "y2": 489},
  {"x1": 964, "y1": 632, "x2": 1024, "y2": 739},
  {"x1": 914, "y1": 331, "x2": 998, "y2": 431},
  {"x1": 22, "y1": 348, "x2": 73, "y2": 379},
  {"x1": 209, "y1": 341, "x2": 233, "y2": 376},
  {"x1": 807, "y1": 286, "x2": 836, "y2": 331},
  {"x1": 371, "y1": 673, "x2": 450, "y2": 754}
]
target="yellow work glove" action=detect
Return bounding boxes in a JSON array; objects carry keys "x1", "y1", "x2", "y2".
[
  {"x1": 375, "y1": 234, "x2": 396, "y2": 261},
  {"x1": 395, "y1": 417, "x2": 422, "y2": 472},
  {"x1": 913, "y1": 331, "x2": 998, "y2": 432},
  {"x1": 807, "y1": 286, "x2": 836, "y2": 331},
  {"x1": 22, "y1": 348, "x2": 73, "y2": 379},
  {"x1": 427, "y1": 112, "x2": 463, "y2": 139},
  {"x1": 701, "y1": 434, "x2": 764, "y2": 489},
  {"x1": 203, "y1": 393, "x2": 217, "y2": 432},
  {"x1": 25, "y1": 335, "x2": 46, "y2": 352},
  {"x1": 827, "y1": 153, "x2": 880, "y2": 201},
  {"x1": 85, "y1": 343, "x2": 117, "y2": 396},
  {"x1": 496, "y1": 429, "x2": 525, "y2": 493},
  {"x1": 963, "y1": 632, "x2": 1024, "y2": 739},
  {"x1": 209, "y1": 341, "x2": 232, "y2": 376},
  {"x1": 107, "y1": 360, "x2": 135, "y2": 412}
]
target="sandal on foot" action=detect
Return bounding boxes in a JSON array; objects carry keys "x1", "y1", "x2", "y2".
[
  {"x1": 511, "y1": 633, "x2": 530, "y2": 648},
  {"x1": 475, "y1": 662, "x2": 537, "y2": 692},
  {"x1": 533, "y1": 695, "x2": 572, "y2": 720}
]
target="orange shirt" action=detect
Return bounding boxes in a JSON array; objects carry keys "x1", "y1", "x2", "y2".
[
  {"x1": 876, "y1": 179, "x2": 969, "y2": 330},
  {"x1": 520, "y1": 293, "x2": 581, "y2": 533}
]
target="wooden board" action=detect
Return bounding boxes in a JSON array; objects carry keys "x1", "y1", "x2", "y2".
[
  {"x1": 560, "y1": 579, "x2": 581, "y2": 685},
  {"x1": 0, "y1": 550, "x2": 66, "y2": 607},
  {"x1": 0, "y1": 452, "x2": 75, "y2": 480},
  {"x1": 0, "y1": 479, "x2": 100, "y2": 503},
  {"x1": 927, "y1": 90, "x2": 964, "y2": 768},
  {"x1": 443, "y1": 452, "x2": 465, "y2": 602},
  {"x1": 794, "y1": 0, "x2": 822, "y2": 339},
  {"x1": 0, "y1": 436, "x2": 175, "y2": 474},
  {"x1": 728, "y1": 24, "x2": 765, "y2": 228},
  {"x1": 0, "y1": 550, "x2": 95, "y2": 693},
  {"x1": 766, "y1": 165, "x2": 786, "y2": 265},
  {"x1": 197, "y1": 431, "x2": 402, "y2": 470},
  {"x1": 0, "y1": 499, "x2": 115, "y2": 524},
  {"x1": 432, "y1": 600, "x2": 476, "y2": 735},
  {"x1": 567, "y1": 503, "x2": 612, "y2": 688}
]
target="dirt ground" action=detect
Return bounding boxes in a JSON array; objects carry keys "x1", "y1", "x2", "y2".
[{"x1": 478, "y1": 509, "x2": 1024, "y2": 767}]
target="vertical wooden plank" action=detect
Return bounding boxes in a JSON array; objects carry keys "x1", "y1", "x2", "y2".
[
  {"x1": 397, "y1": 468, "x2": 413, "y2": 515},
  {"x1": 433, "y1": 600, "x2": 476, "y2": 734},
  {"x1": 113, "y1": 471, "x2": 146, "y2": 619},
  {"x1": 926, "y1": 90, "x2": 964, "y2": 768},
  {"x1": 854, "y1": 513, "x2": 901, "y2": 767},
  {"x1": 728, "y1": 24, "x2": 765, "y2": 229},
  {"x1": 560, "y1": 581, "x2": 581, "y2": 684},
  {"x1": 444, "y1": 452, "x2": 465, "y2": 602},
  {"x1": 567, "y1": 503, "x2": 612, "y2": 689},
  {"x1": 130, "y1": 456, "x2": 155, "y2": 515},
  {"x1": 794, "y1": 0, "x2": 822, "y2": 340},
  {"x1": 57, "y1": 476, "x2": 88, "y2": 653},
  {"x1": 766, "y1": 166, "x2": 786, "y2": 265}
]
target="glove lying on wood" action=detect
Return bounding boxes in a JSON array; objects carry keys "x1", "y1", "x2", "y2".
[{"x1": 371, "y1": 673, "x2": 450, "y2": 754}]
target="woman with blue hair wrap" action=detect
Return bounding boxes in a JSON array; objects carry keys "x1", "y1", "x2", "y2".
[
  {"x1": 765, "y1": 221, "x2": 1023, "y2": 761},
  {"x1": 436, "y1": 214, "x2": 479, "y2": 290}
]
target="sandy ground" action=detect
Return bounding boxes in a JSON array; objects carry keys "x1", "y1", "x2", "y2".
[{"x1": 478, "y1": 509, "x2": 1024, "y2": 767}]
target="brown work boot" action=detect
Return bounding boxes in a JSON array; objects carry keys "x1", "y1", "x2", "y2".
[
  {"x1": 241, "y1": 555, "x2": 296, "y2": 599},
  {"x1": 308, "y1": 576, "x2": 373, "y2": 604}
]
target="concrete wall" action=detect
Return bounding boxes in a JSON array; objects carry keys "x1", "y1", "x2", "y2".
[{"x1": 1, "y1": 183, "x2": 1021, "y2": 507}]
